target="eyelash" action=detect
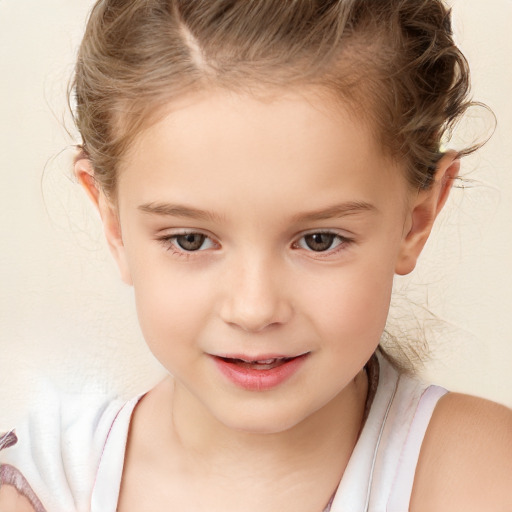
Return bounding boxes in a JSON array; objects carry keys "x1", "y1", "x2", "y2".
[
  {"x1": 292, "y1": 231, "x2": 353, "y2": 258},
  {"x1": 157, "y1": 232, "x2": 217, "y2": 259},
  {"x1": 157, "y1": 230, "x2": 353, "y2": 259}
]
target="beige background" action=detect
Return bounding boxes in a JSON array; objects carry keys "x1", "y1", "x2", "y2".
[{"x1": 0, "y1": 0, "x2": 511, "y2": 427}]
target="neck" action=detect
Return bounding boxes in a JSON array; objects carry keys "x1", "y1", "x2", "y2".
[
  {"x1": 125, "y1": 371, "x2": 369, "y2": 512},
  {"x1": 158, "y1": 370, "x2": 368, "y2": 481}
]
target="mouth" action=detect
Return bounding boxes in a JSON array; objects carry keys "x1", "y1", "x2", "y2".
[
  {"x1": 216, "y1": 355, "x2": 298, "y2": 370},
  {"x1": 211, "y1": 353, "x2": 310, "y2": 390}
]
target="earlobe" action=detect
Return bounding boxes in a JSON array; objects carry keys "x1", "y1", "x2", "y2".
[
  {"x1": 395, "y1": 152, "x2": 460, "y2": 276},
  {"x1": 75, "y1": 158, "x2": 133, "y2": 286}
]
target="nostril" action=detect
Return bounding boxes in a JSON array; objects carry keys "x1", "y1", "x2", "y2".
[{"x1": 218, "y1": 267, "x2": 294, "y2": 331}]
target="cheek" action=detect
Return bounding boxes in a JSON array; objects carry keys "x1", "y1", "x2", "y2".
[
  {"x1": 303, "y1": 256, "x2": 396, "y2": 349},
  {"x1": 127, "y1": 257, "x2": 211, "y2": 364}
]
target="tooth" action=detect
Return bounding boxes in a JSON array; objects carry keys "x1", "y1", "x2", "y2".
[{"x1": 255, "y1": 359, "x2": 276, "y2": 364}]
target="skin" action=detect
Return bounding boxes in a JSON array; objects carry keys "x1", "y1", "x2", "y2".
[
  {"x1": 77, "y1": 89, "x2": 511, "y2": 511},
  {"x1": 0, "y1": 485, "x2": 36, "y2": 512}
]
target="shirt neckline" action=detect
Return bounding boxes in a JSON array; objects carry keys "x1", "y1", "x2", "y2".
[{"x1": 93, "y1": 352, "x2": 387, "y2": 512}]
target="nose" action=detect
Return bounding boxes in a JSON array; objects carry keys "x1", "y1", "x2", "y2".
[{"x1": 219, "y1": 253, "x2": 293, "y2": 332}]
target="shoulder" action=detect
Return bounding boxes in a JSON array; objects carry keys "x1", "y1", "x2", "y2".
[
  {"x1": 410, "y1": 392, "x2": 512, "y2": 512},
  {"x1": 1, "y1": 384, "x2": 128, "y2": 512}
]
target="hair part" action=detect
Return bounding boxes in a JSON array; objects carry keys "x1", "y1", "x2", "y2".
[{"x1": 72, "y1": 0, "x2": 477, "y2": 198}]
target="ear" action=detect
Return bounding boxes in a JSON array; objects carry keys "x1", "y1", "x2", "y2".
[
  {"x1": 395, "y1": 152, "x2": 460, "y2": 276},
  {"x1": 75, "y1": 158, "x2": 133, "y2": 285}
]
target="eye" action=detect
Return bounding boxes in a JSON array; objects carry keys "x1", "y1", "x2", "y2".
[
  {"x1": 295, "y1": 232, "x2": 349, "y2": 253},
  {"x1": 160, "y1": 232, "x2": 217, "y2": 253},
  {"x1": 174, "y1": 233, "x2": 208, "y2": 251}
]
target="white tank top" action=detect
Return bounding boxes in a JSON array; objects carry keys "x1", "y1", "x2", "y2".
[
  {"x1": 92, "y1": 351, "x2": 447, "y2": 512},
  {"x1": 0, "y1": 350, "x2": 447, "y2": 512},
  {"x1": 326, "y1": 351, "x2": 447, "y2": 511}
]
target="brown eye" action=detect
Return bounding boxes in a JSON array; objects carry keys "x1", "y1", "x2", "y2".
[
  {"x1": 175, "y1": 233, "x2": 207, "y2": 251},
  {"x1": 303, "y1": 233, "x2": 337, "y2": 252}
]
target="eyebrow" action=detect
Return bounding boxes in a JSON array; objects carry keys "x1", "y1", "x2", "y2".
[
  {"x1": 291, "y1": 201, "x2": 377, "y2": 223},
  {"x1": 138, "y1": 200, "x2": 376, "y2": 223},
  {"x1": 138, "y1": 202, "x2": 222, "y2": 222}
]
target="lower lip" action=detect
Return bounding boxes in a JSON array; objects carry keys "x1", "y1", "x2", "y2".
[{"x1": 212, "y1": 354, "x2": 309, "y2": 391}]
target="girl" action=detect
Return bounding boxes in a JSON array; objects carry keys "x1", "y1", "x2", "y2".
[{"x1": 1, "y1": 1, "x2": 511, "y2": 511}]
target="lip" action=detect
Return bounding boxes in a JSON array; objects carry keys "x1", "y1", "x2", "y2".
[{"x1": 211, "y1": 352, "x2": 309, "y2": 391}]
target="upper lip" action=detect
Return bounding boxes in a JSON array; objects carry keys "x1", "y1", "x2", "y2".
[{"x1": 212, "y1": 352, "x2": 310, "y2": 363}]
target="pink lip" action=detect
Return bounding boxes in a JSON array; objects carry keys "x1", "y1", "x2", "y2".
[{"x1": 211, "y1": 353, "x2": 309, "y2": 391}]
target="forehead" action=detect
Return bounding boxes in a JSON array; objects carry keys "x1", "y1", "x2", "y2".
[{"x1": 117, "y1": 89, "x2": 407, "y2": 215}]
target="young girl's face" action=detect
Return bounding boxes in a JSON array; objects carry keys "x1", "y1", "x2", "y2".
[{"x1": 94, "y1": 89, "x2": 438, "y2": 434}]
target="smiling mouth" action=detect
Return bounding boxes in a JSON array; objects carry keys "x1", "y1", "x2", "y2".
[
  {"x1": 217, "y1": 356, "x2": 296, "y2": 370},
  {"x1": 212, "y1": 353, "x2": 310, "y2": 390}
]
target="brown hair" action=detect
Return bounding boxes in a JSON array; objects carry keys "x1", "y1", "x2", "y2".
[{"x1": 72, "y1": 0, "x2": 475, "y2": 198}]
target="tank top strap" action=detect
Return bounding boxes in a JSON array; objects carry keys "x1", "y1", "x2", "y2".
[
  {"x1": 330, "y1": 351, "x2": 402, "y2": 511},
  {"x1": 366, "y1": 369, "x2": 448, "y2": 511},
  {"x1": 385, "y1": 384, "x2": 447, "y2": 511},
  {"x1": 91, "y1": 394, "x2": 144, "y2": 512},
  {"x1": 330, "y1": 352, "x2": 448, "y2": 512}
]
